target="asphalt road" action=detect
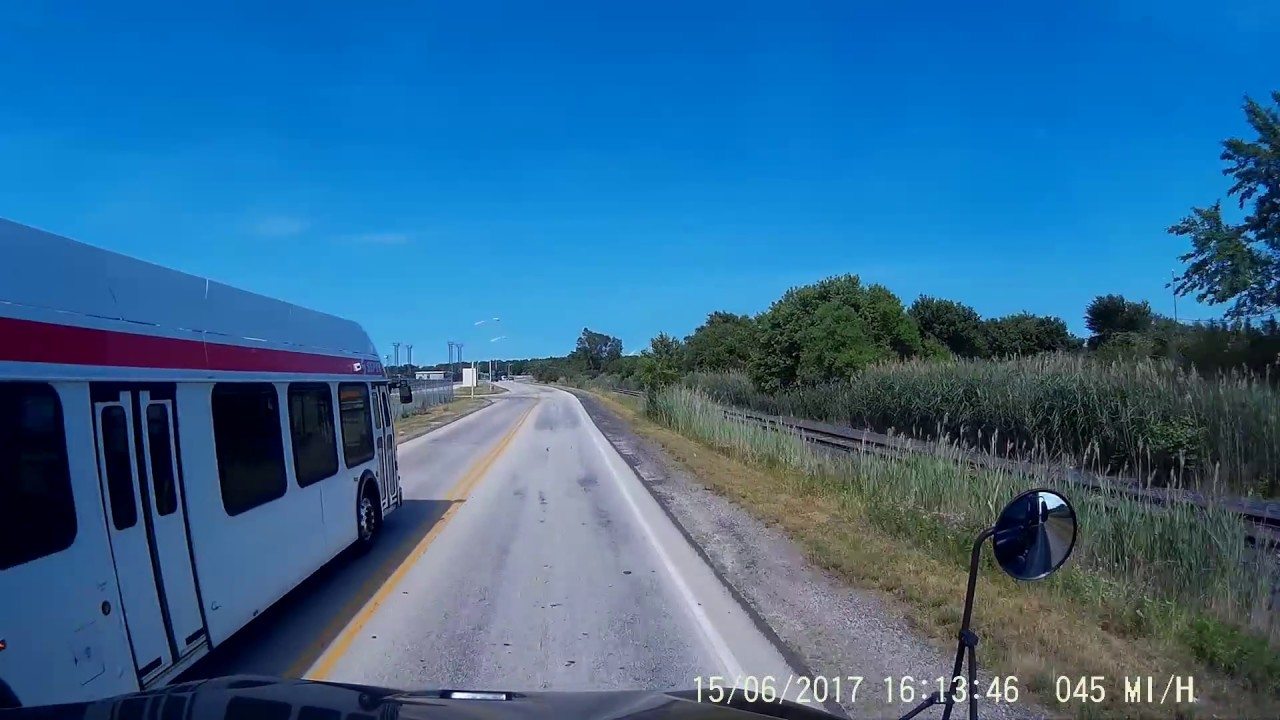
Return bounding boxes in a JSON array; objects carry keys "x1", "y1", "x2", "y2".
[{"x1": 185, "y1": 382, "x2": 796, "y2": 694}]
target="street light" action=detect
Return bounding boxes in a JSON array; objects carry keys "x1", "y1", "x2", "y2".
[
  {"x1": 469, "y1": 317, "x2": 503, "y2": 384},
  {"x1": 488, "y1": 335, "x2": 507, "y2": 382}
]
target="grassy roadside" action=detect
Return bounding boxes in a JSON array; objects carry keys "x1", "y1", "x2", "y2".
[
  {"x1": 585, "y1": 388, "x2": 1279, "y2": 719},
  {"x1": 456, "y1": 382, "x2": 508, "y2": 397},
  {"x1": 395, "y1": 397, "x2": 490, "y2": 442},
  {"x1": 683, "y1": 358, "x2": 1280, "y2": 498}
]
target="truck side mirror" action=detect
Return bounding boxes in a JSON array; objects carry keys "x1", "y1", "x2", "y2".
[
  {"x1": 991, "y1": 489, "x2": 1077, "y2": 581},
  {"x1": 398, "y1": 382, "x2": 413, "y2": 403}
]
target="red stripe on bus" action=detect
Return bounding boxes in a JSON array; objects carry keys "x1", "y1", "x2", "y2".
[{"x1": 0, "y1": 316, "x2": 375, "y2": 375}]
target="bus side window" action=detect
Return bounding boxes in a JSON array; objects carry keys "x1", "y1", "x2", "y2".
[
  {"x1": 212, "y1": 383, "x2": 288, "y2": 516},
  {"x1": 337, "y1": 383, "x2": 374, "y2": 468},
  {"x1": 288, "y1": 383, "x2": 339, "y2": 487},
  {"x1": 0, "y1": 382, "x2": 77, "y2": 570},
  {"x1": 371, "y1": 388, "x2": 382, "y2": 430}
]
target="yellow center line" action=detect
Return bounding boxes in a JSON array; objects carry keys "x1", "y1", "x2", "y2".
[{"x1": 298, "y1": 400, "x2": 538, "y2": 680}]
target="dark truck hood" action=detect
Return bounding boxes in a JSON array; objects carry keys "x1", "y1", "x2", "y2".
[{"x1": 3, "y1": 675, "x2": 840, "y2": 720}]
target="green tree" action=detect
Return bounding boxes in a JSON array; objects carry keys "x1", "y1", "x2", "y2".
[
  {"x1": 794, "y1": 303, "x2": 889, "y2": 384},
  {"x1": 604, "y1": 354, "x2": 643, "y2": 380},
  {"x1": 750, "y1": 274, "x2": 922, "y2": 392},
  {"x1": 684, "y1": 311, "x2": 756, "y2": 371},
  {"x1": 1170, "y1": 91, "x2": 1280, "y2": 318},
  {"x1": 1092, "y1": 331, "x2": 1157, "y2": 362},
  {"x1": 528, "y1": 359, "x2": 569, "y2": 382},
  {"x1": 570, "y1": 327, "x2": 623, "y2": 374},
  {"x1": 984, "y1": 313, "x2": 1075, "y2": 357},
  {"x1": 908, "y1": 296, "x2": 989, "y2": 358},
  {"x1": 1084, "y1": 294, "x2": 1154, "y2": 349},
  {"x1": 638, "y1": 333, "x2": 685, "y2": 390}
]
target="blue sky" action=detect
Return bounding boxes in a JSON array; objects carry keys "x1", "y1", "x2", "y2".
[{"x1": 2, "y1": 2, "x2": 1277, "y2": 363}]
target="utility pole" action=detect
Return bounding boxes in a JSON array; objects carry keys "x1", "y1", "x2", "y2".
[{"x1": 1171, "y1": 269, "x2": 1179, "y2": 323}]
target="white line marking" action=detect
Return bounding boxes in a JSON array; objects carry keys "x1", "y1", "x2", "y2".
[{"x1": 568, "y1": 392, "x2": 746, "y2": 680}]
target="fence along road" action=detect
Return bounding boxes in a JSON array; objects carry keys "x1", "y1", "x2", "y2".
[{"x1": 390, "y1": 378, "x2": 455, "y2": 417}]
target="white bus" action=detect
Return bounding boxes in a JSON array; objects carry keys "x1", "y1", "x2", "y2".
[{"x1": 0, "y1": 219, "x2": 407, "y2": 709}]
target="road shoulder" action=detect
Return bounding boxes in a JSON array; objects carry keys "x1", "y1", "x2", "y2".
[{"x1": 567, "y1": 388, "x2": 1038, "y2": 720}]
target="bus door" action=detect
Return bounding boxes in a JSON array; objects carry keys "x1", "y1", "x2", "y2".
[
  {"x1": 91, "y1": 384, "x2": 206, "y2": 686},
  {"x1": 373, "y1": 382, "x2": 397, "y2": 508}
]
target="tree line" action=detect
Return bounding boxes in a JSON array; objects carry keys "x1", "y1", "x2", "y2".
[
  {"x1": 631, "y1": 90, "x2": 1280, "y2": 391},
  {"x1": 454, "y1": 91, "x2": 1280, "y2": 393}
]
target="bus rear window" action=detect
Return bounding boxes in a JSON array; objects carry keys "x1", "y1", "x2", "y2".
[
  {"x1": 1, "y1": 382, "x2": 77, "y2": 570},
  {"x1": 338, "y1": 383, "x2": 374, "y2": 468},
  {"x1": 212, "y1": 383, "x2": 287, "y2": 516}
]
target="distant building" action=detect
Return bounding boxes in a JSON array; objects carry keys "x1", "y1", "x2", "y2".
[{"x1": 415, "y1": 370, "x2": 446, "y2": 380}]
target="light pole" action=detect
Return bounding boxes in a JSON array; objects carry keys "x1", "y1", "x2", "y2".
[
  {"x1": 488, "y1": 333, "x2": 506, "y2": 383},
  {"x1": 457, "y1": 316, "x2": 505, "y2": 391},
  {"x1": 473, "y1": 317, "x2": 502, "y2": 385}
]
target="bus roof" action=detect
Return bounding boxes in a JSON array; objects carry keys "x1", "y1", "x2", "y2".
[{"x1": 0, "y1": 218, "x2": 382, "y2": 376}]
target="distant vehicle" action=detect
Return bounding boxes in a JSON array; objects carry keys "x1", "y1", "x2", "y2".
[{"x1": 0, "y1": 219, "x2": 409, "y2": 709}]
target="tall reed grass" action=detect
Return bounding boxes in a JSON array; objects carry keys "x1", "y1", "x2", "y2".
[
  {"x1": 685, "y1": 354, "x2": 1280, "y2": 497},
  {"x1": 649, "y1": 384, "x2": 1280, "y2": 689}
]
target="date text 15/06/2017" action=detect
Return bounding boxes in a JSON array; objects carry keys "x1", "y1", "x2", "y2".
[{"x1": 692, "y1": 676, "x2": 1021, "y2": 706}]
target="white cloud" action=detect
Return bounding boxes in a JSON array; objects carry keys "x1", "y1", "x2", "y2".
[
  {"x1": 347, "y1": 232, "x2": 411, "y2": 246},
  {"x1": 252, "y1": 215, "x2": 310, "y2": 237}
]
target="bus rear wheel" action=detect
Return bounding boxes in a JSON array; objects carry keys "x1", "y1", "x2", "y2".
[{"x1": 355, "y1": 485, "x2": 380, "y2": 553}]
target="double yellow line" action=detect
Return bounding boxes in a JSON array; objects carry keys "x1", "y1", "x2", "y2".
[{"x1": 298, "y1": 401, "x2": 537, "y2": 680}]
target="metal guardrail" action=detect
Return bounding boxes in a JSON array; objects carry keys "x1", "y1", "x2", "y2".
[{"x1": 718, "y1": 406, "x2": 1280, "y2": 544}]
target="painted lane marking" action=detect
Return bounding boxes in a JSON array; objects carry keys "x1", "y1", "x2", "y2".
[
  {"x1": 298, "y1": 401, "x2": 539, "y2": 680},
  {"x1": 569, "y1": 393, "x2": 746, "y2": 680}
]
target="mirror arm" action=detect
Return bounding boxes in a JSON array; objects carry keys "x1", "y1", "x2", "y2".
[
  {"x1": 898, "y1": 690, "x2": 943, "y2": 720},
  {"x1": 939, "y1": 526, "x2": 994, "y2": 720},
  {"x1": 960, "y1": 527, "x2": 995, "y2": 634},
  {"x1": 966, "y1": 630, "x2": 980, "y2": 720}
]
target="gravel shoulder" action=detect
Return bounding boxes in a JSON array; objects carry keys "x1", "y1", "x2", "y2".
[{"x1": 568, "y1": 388, "x2": 1045, "y2": 720}]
